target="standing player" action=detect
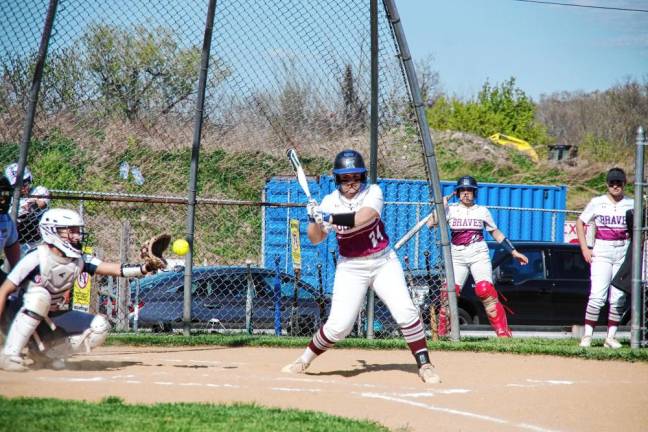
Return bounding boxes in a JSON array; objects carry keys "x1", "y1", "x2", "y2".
[
  {"x1": 4, "y1": 163, "x2": 51, "y2": 251},
  {"x1": 429, "y1": 176, "x2": 528, "y2": 337},
  {"x1": 576, "y1": 168, "x2": 633, "y2": 349},
  {"x1": 282, "y1": 150, "x2": 441, "y2": 384},
  {"x1": 0, "y1": 208, "x2": 163, "y2": 371},
  {"x1": 0, "y1": 173, "x2": 22, "y2": 282}
]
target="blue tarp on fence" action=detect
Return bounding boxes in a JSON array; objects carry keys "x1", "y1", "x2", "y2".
[{"x1": 263, "y1": 176, "x2": 567, "y2": 294}]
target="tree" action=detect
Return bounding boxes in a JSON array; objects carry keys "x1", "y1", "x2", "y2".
[
  {"x1": 340, "y1": 64, "x2": 366, "y2": 133},
  {"x1": 427, "y1": 77, "x2": 549, "y2": 147},
  {"x1": 83, "y1": 24, "x2": 229, "y2": 120}
]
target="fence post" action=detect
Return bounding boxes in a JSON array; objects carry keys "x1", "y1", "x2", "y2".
[
  {"x1": 116, "y1": 220, "x2": 130, "y2": 331},
  {"x1": 631, "y1": 126, "x2": 646, "y2": 349}
]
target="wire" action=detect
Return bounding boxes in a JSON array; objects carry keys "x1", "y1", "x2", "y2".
[{"x1": 510, "y1": 0, "x2": 648, "y2": 13}]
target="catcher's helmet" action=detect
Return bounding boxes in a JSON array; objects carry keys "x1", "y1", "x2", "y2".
[
  {"x1": 39, "y1": 208, "x2": 86, "y2": 258},
  {"x1": 0, "y1": 174, "x2": 13, "y2": 214},
  {"x1": 332, "y1": 149, "x2": 367, "y2": 185},
  {"x1": 4, "y1": 162, "x2": 32, "y2": 186},
  {"x1": 455, "y1": 175, "x2": 478, "y2": 197}
]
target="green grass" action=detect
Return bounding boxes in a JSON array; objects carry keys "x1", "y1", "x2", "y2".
[
  {"x1": 0, "y1": 396, "x2": 388, "y2": 432},
  {"x1": 106, "y1": 333, "x2": 648, "y2": 362}
]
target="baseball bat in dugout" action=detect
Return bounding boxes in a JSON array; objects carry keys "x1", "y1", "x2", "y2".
[
  {"x1": 316, "y1": 263, "x2": 325, "y2": 323},
  {"x1": 273, "y1": 256, "x2": 282, "y2": 336},
  {"x1": 289, "y1": 268, "x2": 301, "y2": 336},
  {"x1": 423, "y1": 250, "x2": 438, "y2": 340}
]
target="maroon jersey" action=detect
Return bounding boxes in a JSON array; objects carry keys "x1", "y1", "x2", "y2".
[{"x1": 337, "y1": 217, "x2": 390, "y2": 258}]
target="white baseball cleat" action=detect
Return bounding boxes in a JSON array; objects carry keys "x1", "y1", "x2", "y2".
[
  {"x1": 281, "y1": 358, "x2": 310, "y2": 374},
  {"x1": 579, "y1": 335, "x2": 592, "y2": 348},
  {"x1": 418, "y1": 363, "x2": 441, "y2": 384},
  {"x1": 0, "y1": 354, "x2": 28, "y2": 372},
  {"x1": 604, "y1": 337, "x2": 622, "y2": 349}
]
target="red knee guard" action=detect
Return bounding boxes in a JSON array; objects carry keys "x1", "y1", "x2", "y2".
[
  {"x1": 437, "y1": 283, "x2": 460, "y2": 336},
  {"x1": 475, "y1": 280, "x2": 511, "y2": 338}
]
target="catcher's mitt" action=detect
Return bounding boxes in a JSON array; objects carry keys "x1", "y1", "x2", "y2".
[{"x1": 140, "y1": 233, "x2": 171, "y2": 272}]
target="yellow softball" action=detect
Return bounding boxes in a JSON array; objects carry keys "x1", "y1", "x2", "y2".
[{"x1": 172, "y1": 238, "x2": 189, "y2": 256}]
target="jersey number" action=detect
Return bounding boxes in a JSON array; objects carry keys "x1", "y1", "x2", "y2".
[{"x1": 369, "y1": 225, "x2": 384, "y2": 248}]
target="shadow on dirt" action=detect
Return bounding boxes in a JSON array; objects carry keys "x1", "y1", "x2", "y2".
[{"x1": 310, "y1": 360, "x2": 415, "y2": 378}]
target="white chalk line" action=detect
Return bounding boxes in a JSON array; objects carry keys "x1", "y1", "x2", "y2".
[
  {"x1": 271, "y1": 387, "x2": 321, "y2": 393},
  {"x1": 359, "y1": 392, "x2": 561, "y2": 432}
]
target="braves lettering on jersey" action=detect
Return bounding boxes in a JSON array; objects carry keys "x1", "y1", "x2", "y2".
[
  {"x1": 0, "y1": 213, "x2": 19, "y2": 255},
  {"x1": 445, "y1": 203, "x2": 498, "y2": 246},
  {"x1": 319, "y1": 184, "x2": 389, "y2": 258},
  {"x1": 579, "y1": 195, "x2": 633, "y2": 241}
]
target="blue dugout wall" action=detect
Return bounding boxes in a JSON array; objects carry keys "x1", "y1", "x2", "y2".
[{"x1": 263, "y1": 176, "x2": 567, "y2": 295}]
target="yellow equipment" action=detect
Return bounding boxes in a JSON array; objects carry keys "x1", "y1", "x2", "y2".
[{"x1": 488, "y1": 133, "x2": 539, "y2": 162}]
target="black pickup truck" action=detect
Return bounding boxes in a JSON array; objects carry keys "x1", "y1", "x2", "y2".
[{"x1": 452, "y1": 242, "x2": 630, "y2": 326}]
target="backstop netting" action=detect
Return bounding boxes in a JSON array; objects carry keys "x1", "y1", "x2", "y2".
[{"x1": 0, "y1": 0, "x2": 452, "y2": 338}]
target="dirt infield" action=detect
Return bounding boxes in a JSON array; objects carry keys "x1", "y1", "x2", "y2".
[{"x1": 1, "y1": 345, "x2": 647, "y2": 432}]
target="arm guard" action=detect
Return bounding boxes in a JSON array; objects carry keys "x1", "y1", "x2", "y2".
[
  {"x1": 501, "y1": 237, "x2": 516, "y2": 254},
  {"x1": 121, "y1": 264, "x2": 145, "y2": 278},
  {"x1": 330, "y1": 212, "x2": 355, "y2": 228}
]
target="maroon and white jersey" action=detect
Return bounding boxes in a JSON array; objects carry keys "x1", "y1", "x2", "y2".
[
  {"x1": 445, "y1": 203, "x2": 497, "y2": 246},
  {"x1": 320, "y1": 184, "x2": 389, "y2": 258},
  {"x1": 579, "y1": 195, "x2": 633, "y2": 241}
]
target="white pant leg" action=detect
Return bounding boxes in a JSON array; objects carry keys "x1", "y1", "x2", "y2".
[
  {"x1": 451, "y1": 246, "x2": 471, "y2": 291},
  {"x1": 372, "y1": 251, "x2": 419, "y2": 327},
  {"x1": 467, "y1": 243, "x2": 493, "y2": 284},
  {"x1": 587, "y1": 244, "x2": 615, "y2": 318},
  {"x1": 323, "y1": 257, "x2": 372, "y2": 341}
]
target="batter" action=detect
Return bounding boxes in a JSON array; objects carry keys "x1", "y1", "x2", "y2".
[{"x1": 281, "y1": 149, "x2": 441, "y2": 384}]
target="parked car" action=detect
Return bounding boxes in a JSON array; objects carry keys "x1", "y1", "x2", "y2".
[
  {"x1": 373, "y1": 242, "x2": 629, "y2": 333},
  {"x1": 128, "y1": 266, "x2": 330, "y2": 335}
]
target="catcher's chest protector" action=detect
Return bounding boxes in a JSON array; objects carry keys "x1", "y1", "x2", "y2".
[{"x1": 33, "y1": 244, "x2": 83, "y2": 294}]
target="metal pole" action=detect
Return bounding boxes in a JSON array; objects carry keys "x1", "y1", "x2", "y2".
[
  {"x1": 11, "y1": 0, "x2": 59, "y2": 222},
  {"x1": 383, "y1": 0, "x2": 459, "y2": 341},
  {"x1": 365, "y1": 0, "x2": 378, "y2": 339},
  {"x1": 183, "y1": 0, "x2": 218, "y2": 336},
  {"x1": 631, "y1": 126, "x2": 646, "y2": 349}
]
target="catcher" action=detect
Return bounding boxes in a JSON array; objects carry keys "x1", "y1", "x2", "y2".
[{"x1": 0, "y1": 208, "x2": 170, "y2": 371}]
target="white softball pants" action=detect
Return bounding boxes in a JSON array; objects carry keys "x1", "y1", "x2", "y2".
[
  {"x1": 323, "y1": 249, "x2": 419, "y2": 342},
  {"x1": 586, "y1": 239, "x2": 629, "y2": 323},
  {"x1": 451, "y1": 242, "x2": 493, "y2": 289}
]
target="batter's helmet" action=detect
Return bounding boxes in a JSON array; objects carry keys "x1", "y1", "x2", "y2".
[
  {"x1": 332, "y1": 149, "x2": 367, "y2": 185},
  {"x1": 455, "y1": 175, "x2": 478, "y2": 196}
]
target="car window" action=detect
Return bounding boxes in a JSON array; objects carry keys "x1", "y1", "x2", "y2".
[
  {"x1": 499, "y1": 250, "x2": 545, "y2": 283},
  {"x1": 550, "y1": 250, "x2": 589, "y2": 279}
]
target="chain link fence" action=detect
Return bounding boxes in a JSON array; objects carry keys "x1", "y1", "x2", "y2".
[{"x1": 1, "y1": 0, "x2": 454, "y2": 337}]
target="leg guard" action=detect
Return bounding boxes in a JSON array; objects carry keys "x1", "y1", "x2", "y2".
[
  {"x1": 475, "y1": 280, "x2": 511, "y2": 337},
  {"x1": 438, "y1": 284, "x2": 460, "y2": 337},
  {"x1": 46, "y1": 315, "x2": 110, "y2": 359},
  {"x1": 2, "y1": 308, "x2": 43, "y2": 363}
]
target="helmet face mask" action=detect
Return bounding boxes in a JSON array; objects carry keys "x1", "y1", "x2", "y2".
[
  {"x1": 39, "y1": 208, "x2": 86, "y2": 258},
  {"x1": 333, "y1": 150, "x2": 367, "y2": 187}
]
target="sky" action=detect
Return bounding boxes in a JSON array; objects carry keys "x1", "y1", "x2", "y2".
[{"x1": 395, "y1": 0, "x2": 648, "y2": 101}]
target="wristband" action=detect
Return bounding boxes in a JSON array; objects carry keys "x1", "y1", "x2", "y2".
[
  {"x1": 121, "y1": 264, "x2": 145, "y2": 278},
  {"x1": 330, "y1": 212, "x2": 355, "y2": 227},
  {"x1": 501, "y1": 237, "x2": 516, "y2": 254}
]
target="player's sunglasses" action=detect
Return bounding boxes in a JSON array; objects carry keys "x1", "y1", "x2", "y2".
[
  {"x1": 607, "y1": 180, "x2": 624, "y2": 188},
  {"x1": 339, "y1": 175, "x2": 363, "y2": 184},
  {"x1": 456, "y1": 187, "x2": 474, "y2": 194}
]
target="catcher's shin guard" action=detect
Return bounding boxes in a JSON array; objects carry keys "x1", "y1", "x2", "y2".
[
  {"x1": 475, "y1": 280, "x2": 511, "y2": 337},
  {"x1": 437, "y1": 283, "x2": 460, "y2": 337},
  {"x1": 2, "y1": 309, "x2": 42, "y2": 358}
]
